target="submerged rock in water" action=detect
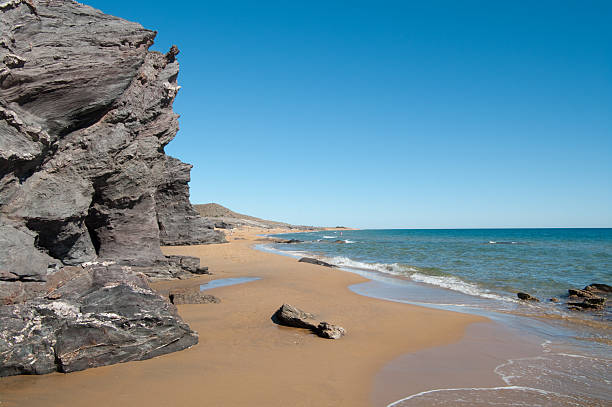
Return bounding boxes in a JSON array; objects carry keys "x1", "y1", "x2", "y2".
[
  {"x1": 567, "y1": 297, "x2": 606, "y2": 311},
  {"x1": 584, "y1": 283, "x2": 612, "y2": 294},
  {"x1": 568, "y1": 288, "x2": 600, "y2": 299},
  {"x1": 517, "y1": 292, "x2": 539, "y2": 302},
  {"x1": 298, "y1": 257, "x2": 336, "y2": 268}
]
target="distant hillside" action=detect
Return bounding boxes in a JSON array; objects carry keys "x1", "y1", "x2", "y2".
[{"x1": 193, "y1": 203, "x2": 318, "y2": 230}]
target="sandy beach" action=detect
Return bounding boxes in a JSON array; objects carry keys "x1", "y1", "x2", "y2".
[{"x1": 0, "y1": 227, "x2": 488, "y2": 407}]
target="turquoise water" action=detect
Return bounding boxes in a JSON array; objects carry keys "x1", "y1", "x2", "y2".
[
  {"x1": 269, "y1": 229, "x2": 611, "y2": 315},
  {"x1": 265, "y1": 228, "x2": 612, "y2": 406}
]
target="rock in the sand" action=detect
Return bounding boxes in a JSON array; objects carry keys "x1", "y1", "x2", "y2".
[
  {"x1": 317, "y1": 322, "x2": 346, "y2": 339},
  {"x1": 273, "y1": 304, "x2": 346, "y2": 339},
  {"x1": 298, "y1": 258, "x2": 336, "y2": 268},
  {"x1": 548, "y1": 297, "x2": 560, "y2": 303},
  {"x1": 169, "y1": 288, "x2": 220, "y2": 305},
  {"x1": 0, "y1": 264, "x2": 198, "y2": 376},
  {"x1": 517, "y1": 292, "x2": 539, "y2": 302},
  {"x1": 273, "y1": 304, "x2": 318, "y2": 330},
  {"x1": 584, "y1": 283, "x2": 612, "y2": 294}
]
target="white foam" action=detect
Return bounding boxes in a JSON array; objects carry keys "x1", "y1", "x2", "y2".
[
  {"x1": 409, "y1": 273, "x2": 516, "y2": 303},
  {"x1": 324, "y1": 256, "x2": 417, "y2": 275},
  {"x1": 387, "y1": 386, "x2": 581, "y2": 407},
  {"x1": 344, "y1": 240, "x2": 356, "y2": 243},
  {"x1": 322, "y1": 235, "x2": 336, "y2": 238}
]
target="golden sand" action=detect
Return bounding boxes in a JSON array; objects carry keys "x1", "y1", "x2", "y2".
[{"x1": 0, "y1": 227, "x2": 485, "y2": 407}]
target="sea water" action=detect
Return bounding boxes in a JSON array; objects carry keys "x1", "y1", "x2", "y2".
[{"x1": 263, "y1": 228, "x2": 612, "y2": 406}]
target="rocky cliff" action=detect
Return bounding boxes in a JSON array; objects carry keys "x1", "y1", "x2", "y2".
[{"x1": 0, "y1": 0, "x2": 224, "y2": 376}]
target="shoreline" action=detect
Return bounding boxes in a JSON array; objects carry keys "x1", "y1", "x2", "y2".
[{"x1": 0, "y1": 226, "x2": 486, "y2": 407}]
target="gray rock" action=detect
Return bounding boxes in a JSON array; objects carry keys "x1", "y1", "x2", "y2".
[
  {"x1": 317, "y1": 322, "x2": 346, "y2": 339},
  {"x1": 168, "y1": 288, "x2": 220, "y2": 305},
  {"x1": 273, "y1": 303, "x2": 318, "y2": 330},
  {"x1": 584, "y1": 283, "x2": 612, "y2": 294},
  {"x1": 517, "y1": 292, "x2": 539, "y2": 302},
  {"x1": 298, "y1": 257, "x2": 336, "y2": 268},
  {"x1": 0, "y1": 0, "x2": 227, "y2": 376},
  {"x1": 273, "y1": 304, "x2": 346, "y2": 339},
  {"x1": 0, "y1": 264, "x2": 198, "y2": 376}
]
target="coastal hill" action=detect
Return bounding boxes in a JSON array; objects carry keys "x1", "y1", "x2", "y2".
[
  {"x1": 194, "y1": 203, "x2": 318, "y2": 230},
  {"x1": 0, "y1": 1, "x2": 221, "y2": 376}
]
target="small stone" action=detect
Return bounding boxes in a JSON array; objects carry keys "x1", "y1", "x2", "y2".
[
  {"x1": 517, "y1": 292, "x2": 539, "y2": 302},
  {"x1": 548, "y1": 297, "x2": 560, "y2": 303},
  {"x1": 317, "y1": 322, "x2": 346, "y2": 339}
]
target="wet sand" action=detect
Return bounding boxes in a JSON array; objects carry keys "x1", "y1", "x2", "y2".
[{"x1": 0, "y1": 227, "x2": 486, "y2": 407}]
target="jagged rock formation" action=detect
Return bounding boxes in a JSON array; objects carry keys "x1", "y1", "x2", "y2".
[{"x1": 0, "y1": 0, "x2": 223, "y2": 376}]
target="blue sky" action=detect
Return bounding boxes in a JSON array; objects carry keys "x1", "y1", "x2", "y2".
[{"x1": 87, "y1": 1, "x2": 611, "y2": 228}]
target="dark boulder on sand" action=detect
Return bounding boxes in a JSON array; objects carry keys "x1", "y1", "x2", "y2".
[
  {"x1": 272, "y1": 304, "x2": 346, "y2": 339},
  {"x1": 298, "y1": 258, "x2": 336, "y2": 268},
  {"x1": 0, "y1": 264, "x2": 198, "y2": 376},
  {"x1": 517, "y1": 292, "x2": 539, "y2": 302},
  {"x1": 273, "y1": 303, "x2": 318, "y2": 330}
]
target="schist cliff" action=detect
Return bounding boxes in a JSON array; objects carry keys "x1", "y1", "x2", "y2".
[{"x1": 0, "y1": 0, "x2": 224, "y2": 376}]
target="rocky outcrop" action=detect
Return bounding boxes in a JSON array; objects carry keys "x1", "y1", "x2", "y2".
[
  {"x1": 0, "y1": 0, "x2": 223, "y2": 376},
  {"x1": 0, "y1": 264, "x2": 198, "y2": 376}
]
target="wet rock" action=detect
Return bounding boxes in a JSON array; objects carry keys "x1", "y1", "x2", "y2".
[
  {"x1": 567, "y1": 297, "x2": 606, "y2": 311},
  {"x1": 517, "y1": 292, "x2": 539, "y2": 302},
  {"x1": 273, "y1": 303, "x2": 318, "y2": 330},
  {"x1": 317, "y1": 322, "x2": 346, "y2": 339},
  {"x1": 284, "y1": 239, "x2": 303, "y2": 244},
  {"x1": 548, "y1": 297, "x2": 560, "y2": 303},
  {"x1": 568, "y1": 289, "x2": 600, "y2": 299},
  {"x1": 584, "y1": 283, "x2": 612, "y2": 294},
  {"x1": 298, "y1": 258, "x2": 336, "y2": 268},
  {"x1": 168, "y1": 288, "x2": 220, "y2": 305}
]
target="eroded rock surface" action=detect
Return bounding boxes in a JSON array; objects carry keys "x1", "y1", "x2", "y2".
[{"x1": 0, "y1": 0, "x2": 223, "y2": 376}]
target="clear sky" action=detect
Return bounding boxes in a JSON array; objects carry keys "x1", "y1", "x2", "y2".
[{"x1": 86, "y1": 1, "x2": 611, "y2": 228}]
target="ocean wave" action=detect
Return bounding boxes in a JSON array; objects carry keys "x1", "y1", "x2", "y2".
[
  {"x1": 322, "y1": 235, "x2": 336, "y2": 238},
  {"x1": 409, "y1": 273, "x2": 516, "y2": 303},
  {"x1": 488, "y1": 241, "x2": 519, "y2": 244},
  {"x1": 344, "y1": 240, "x2": 356, "y2": 244},
  {"x1": 325, "y1": 256, "x2": 418, "y2": 275},
  {"x1": 387, "y1": 386, "x2": 591, "y2": 407}
]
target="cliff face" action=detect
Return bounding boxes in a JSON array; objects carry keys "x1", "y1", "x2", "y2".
[{"x1": 0, "y1": 0, "x2": 224, "y2": 376}]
